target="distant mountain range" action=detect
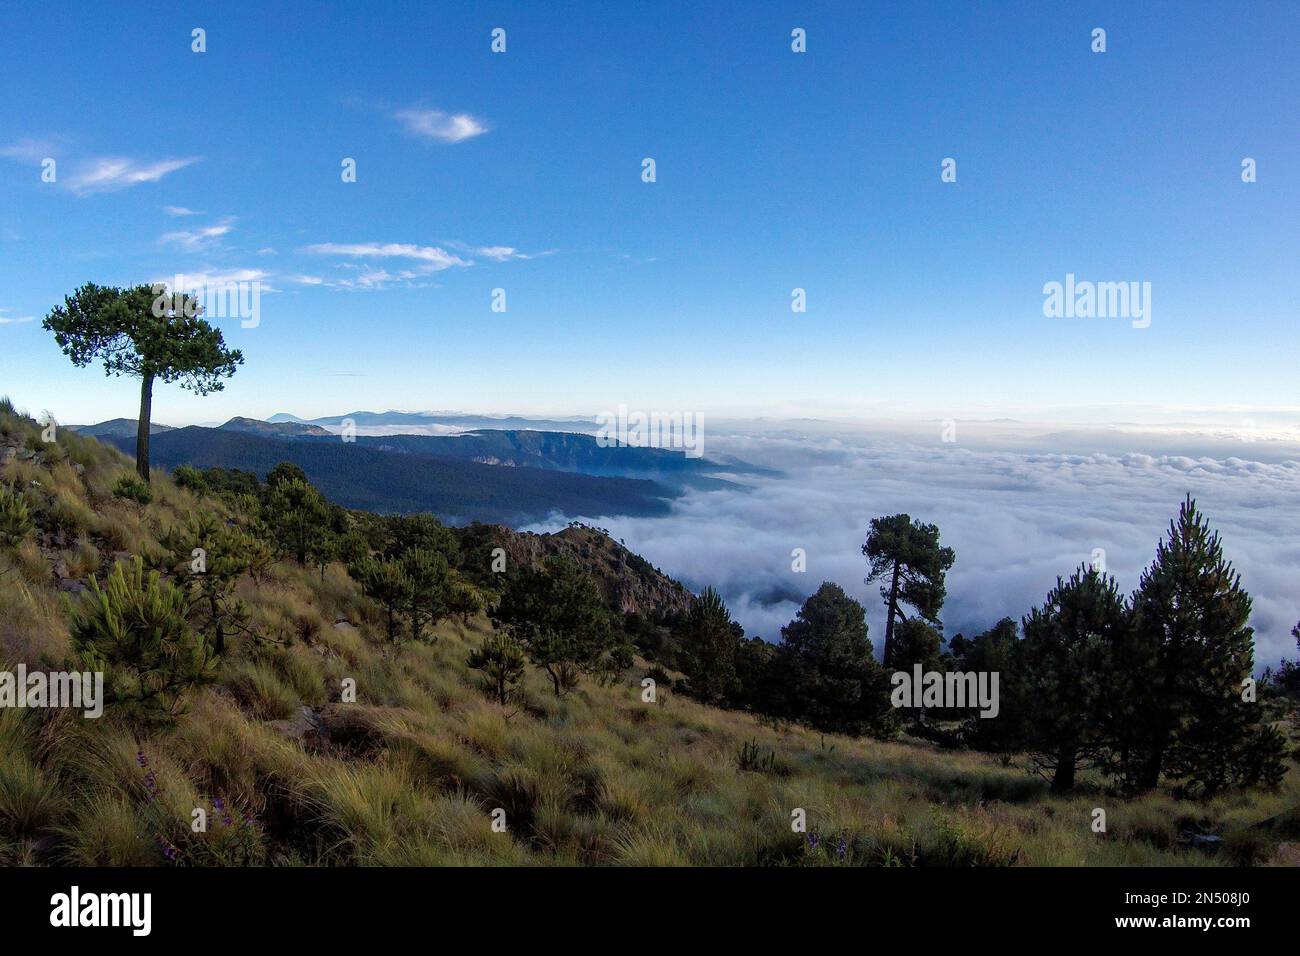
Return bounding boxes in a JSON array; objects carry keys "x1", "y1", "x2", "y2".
[
  {"x1": 268, "y1": 410, "x2": 597, "y2": 433},
  {"x1": 78, "y1": 412, "x2": 767, "y2": 525},
  {"x1": 100, "y1": 426, "x2": 678, "y2": 525}
]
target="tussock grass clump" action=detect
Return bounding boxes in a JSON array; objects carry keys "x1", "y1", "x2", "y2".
[
  {"x1": 224, "y1": 660, "x2": 300, "y2": 720},
  {"x1": 58, "y1": 793, "x2": 155, "y2": 866},
  {"x1": 0, "y1": 757, "x2": 65, "y2": 838}
]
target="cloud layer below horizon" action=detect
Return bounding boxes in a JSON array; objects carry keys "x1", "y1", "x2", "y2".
[{"x1": 528, "y1": 423, "x2": 1300, "y2": 669}]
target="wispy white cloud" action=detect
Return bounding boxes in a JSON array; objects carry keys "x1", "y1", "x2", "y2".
[
  {"x1": 394, "y1": 108, "x2": 488, "y2": 143},
  {"x1": 329, "y1": 267, "x2": 430, "y2": 291},
  {"x1": 0, "y1": 308, "x2": 36, "y2": 326},
  {"x1": 304, "y1": 242, "x2": 471, "y2": 270},
  {"x1": 163, "y1": 205, "x2": 201, "y2": 217},
  {"x1": 160, "y1": 217, "x2": 236, "y2": 251},
  {"x1": 300, "y1": 239, "x2": 537, "y2": 290},
  {"x1": 149, "y1": 267, "x2": 277, "y2": 295},
  {"x1": 0, "y1": 138, "x2": 57, "y2": 162},
  {"x1": 68, "y1": 156, "x2": 199, "y2": 194},
  {"x1": 1, "y1": 141, "x2": 198, "y2": 194},
  {"x1": 474, "y1": 245, "x2": 530, "y2": 261}
]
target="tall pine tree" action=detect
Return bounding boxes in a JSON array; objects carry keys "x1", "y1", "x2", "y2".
[
  {"x1": 1020, "y1": 566, "x2": 1129, "y2": 793},
  {"x1": 1123, "y1": 496, "x2": 1285, "y2": 796}
]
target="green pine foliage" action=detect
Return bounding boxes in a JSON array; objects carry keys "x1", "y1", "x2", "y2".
[
  {"x1": 1122, "y1": 496, "x2": 1286, "y2": 796},
  {"x1": 70, "y1": 557, "x2": 218, "y2": 723},
  {"x1": 1019, "y1": 567, "x2": 1130, "y2": 792},
  {"x1": 0, "y1": 484, "x2": 34, "y2": 548},
  {"x1": 43, "y1": 282, "x2": 242, "y2": 482},
  {"x1": 112, "y1": 473, "x2": 152, "y2": 505},
  {"x1": 676, "y1": 587, "x2": 743, "y2": 705},
  {"x1": 401, "y1": 548, "x2": 451, "y2": 642},
  {"x1": 492, "y1": 556, "x2": 630, "y2": 697},
  {"x1": 863, "y1": 514, "x2": 956, "y2": 667},
  {"x1": 777, "y1": 582, "x2": 896, "y2": 737},
  {"x1": 467, "y1": 633, "x2": 527, "y2": 706},
  {"x1": 349, "y1": 556, "x2": 413, "y2": 642},
  {"x1": 264, "y1": 476, "x2": 329, "y2": 567}
]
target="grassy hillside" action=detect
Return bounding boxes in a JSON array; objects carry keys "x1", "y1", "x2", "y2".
[{"x1": 2, "y1": 401, "x2": 1297, "y2": 867}]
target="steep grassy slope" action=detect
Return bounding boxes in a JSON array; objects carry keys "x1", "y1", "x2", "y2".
[{"x1": 2, "y1": 401, "x2": 1297, "y2": 867}]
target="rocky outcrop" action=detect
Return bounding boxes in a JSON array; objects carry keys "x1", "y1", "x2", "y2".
[{"x1": 463, "y1": 522, "x2": 694, "y2": 618}]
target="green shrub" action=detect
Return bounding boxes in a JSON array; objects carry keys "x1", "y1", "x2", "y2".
[
  {"x1": 0, "y1": 486, "x2": 34, "y2": 548},
  {"x1": 172, "y1": 464, "x2": 207, "y2": 492},
  {"x1": 70, "y1": 557, "x2": 217, "y2": 723},
  {"x1": 736, "y1": 739, "x2": 777, "y2": 773},
  {"x1": 467, "y1": 633, "x2": 527, "y2": 705},
  {"x1": 113, "y1": 474, "x2": 152, "y2": 505}
]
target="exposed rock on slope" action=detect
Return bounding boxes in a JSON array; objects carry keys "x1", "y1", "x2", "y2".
[{"x1": 464, "y1": 522, "x2": 693, "y2": 617}]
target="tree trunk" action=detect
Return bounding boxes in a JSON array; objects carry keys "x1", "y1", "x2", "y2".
[
  {"x1": 1051, "y1": 746, "x2": 1077, "y2": 793},
  {"x1": 136, "y1": 372, "x2": 155, "y2": 482},
  {"x1": 1137, "y1": 740, "x2": 1164, "y2": 792},
  {"x1": 211, "y1": 594, "x2": 225, "y2": 654},
  {"x1": 545, "y1": 663, "x2": 563, "y2": 697},
  {"x1": 882, "y1": 560, "x2": 901, "y2": 666}
]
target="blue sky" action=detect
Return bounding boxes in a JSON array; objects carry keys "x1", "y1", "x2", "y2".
[{"x1": 0, "y1": 0, "x2": 1296, "y2": 426}]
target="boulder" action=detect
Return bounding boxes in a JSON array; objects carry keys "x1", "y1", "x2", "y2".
[{"x1": 268, "y1": 706, "x2": 331, "y2": 750}]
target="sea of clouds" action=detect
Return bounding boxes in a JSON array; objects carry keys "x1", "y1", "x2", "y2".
[{"x1": 527, "y1": 419, "x2": 1300, "y2": 670}]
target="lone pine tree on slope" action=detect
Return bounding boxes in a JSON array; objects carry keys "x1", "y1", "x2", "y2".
[
  {"x1": 862, "y1": 514, "x2": 955, "y2": 667},
  {"x1": 44, "y1": 282, "x2": 242, "y2": 482}
]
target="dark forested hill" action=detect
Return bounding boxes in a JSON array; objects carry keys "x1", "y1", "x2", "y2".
[
  {"x1": 70, "y1": 418, "x2": 175, "y2": 438},
  {"x1": 103, "y1": 427, "x2": 676, "y2": 525},
  {"x1": 219, "y1": 416, "x2": 333, "y2": 438}
]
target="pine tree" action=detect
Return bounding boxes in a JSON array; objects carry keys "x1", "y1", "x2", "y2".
[
  {"x1": 264, "y1": 476, "x2": 329, "y2": 566},
  {"x1": 677, "y1": 587, "x2": 743, "y2": 705},
  {"x1": 349, "y1": 556, "x2": 413, "y2": 642},
  {"x1": 0, "y1": 485, "x2": 34, "y2": 549},
  {"x1": 154, "y1": 511, "x2": 256, "y2": 654},
  {"x1": 777, "y1": 582, "x2": 895, "y2": 736},
  {"x1": 401, "y1": 547, "x2": 450, "y2": 641},
  {"x1": 492, "y1": 557, "x2": 619, "y2": 697},
  {"x1": 71, "y1": 557, "x2": 217, "y2": 722},
  {"x1": 1124, "y1": 496, "x2": 1284, "y2": 796},
  {"x1": 863, "y1": 514, "x2": 955, "y2": 667},
  {"x1": 467, "y1": 633, "x2": 527, "y2": 706},
  {"x1": 951, "y1": 618, "x2": 1028, "y2": 753},
  {"x1": 43, "y1": 283, "x2": 242, "y2": 482},
  {"x1": 1020, "y1": 566, "x2": 1128, "y2": 793},
  {"x1": 447, "y1": 578, "x2": 484, "y2": 624}
]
